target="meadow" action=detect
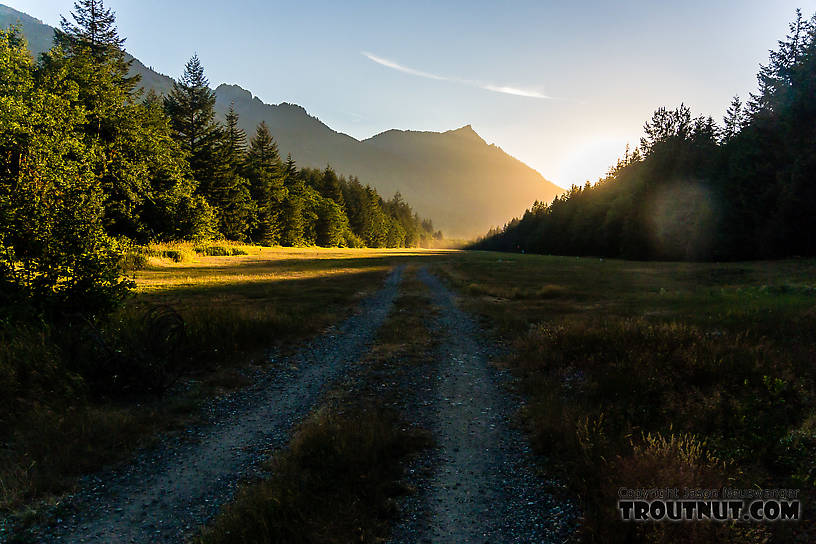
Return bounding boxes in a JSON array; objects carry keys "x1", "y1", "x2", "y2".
[
  {"x1": 0, "y1": 246, "x2": 448, "y2": 517},
  {"x1": 3, "y1": 247, "x2": 814, "y2": 543},
  {"x1": 437, "y1": 252, "x2": 816, "y2": 542}
]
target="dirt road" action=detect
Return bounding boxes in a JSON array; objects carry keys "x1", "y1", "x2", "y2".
[
  {"x1": 24, "y1": 267, "x2": 404, "y2": 544},
  {"x1": 16, "y1": 265, "x2": 578, "y2": 543},
  {"x1": 389, "y1": 268, "x2": 577, "y2": 543}
]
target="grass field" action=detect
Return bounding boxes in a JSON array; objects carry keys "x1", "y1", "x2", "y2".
[
  {"x1": 434, "y1": 252, "x2": 816, "y2": 542},
  {"x1": 0, "y1": 247, "x2": 448, "y2": 516},
  {"x1": 4, "y1": 247, "x2": 814, "y2": 542}
]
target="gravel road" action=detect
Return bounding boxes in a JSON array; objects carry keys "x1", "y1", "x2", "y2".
[
  {"x1": 389, "y1": 268, "x2": 578, "y2": 543},
  {"x1": 19, "y1": 266, "x2": 404, "y2": 544}
]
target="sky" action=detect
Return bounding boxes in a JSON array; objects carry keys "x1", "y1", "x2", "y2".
[{"x1": 6, "y1": 0, "x2": 816, "y2": 189}]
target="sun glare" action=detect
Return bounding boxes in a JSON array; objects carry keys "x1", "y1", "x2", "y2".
[{"x1": 554, "y1": 136, "x2": 630, "y2": 189}]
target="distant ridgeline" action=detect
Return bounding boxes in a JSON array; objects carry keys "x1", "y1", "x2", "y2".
[
  {"x1": 475, "y1": 11, "x2": 816, "y2": 261},
  {"x1": 0, "y1": 2, "x2": 440, "y2": 316},
  {"x1": 0, "y1": 3, "x2": 563, "y2": 240}
]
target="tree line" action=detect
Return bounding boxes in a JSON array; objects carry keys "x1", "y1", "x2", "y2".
[
  {"x1": 0, "y1": 0, "x2": 441, "y2": 318},
  {"x1": 474, "y1": 11, "x2": 816, "y2": 262}
]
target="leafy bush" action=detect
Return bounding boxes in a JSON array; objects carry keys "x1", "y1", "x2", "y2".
[{"x1": 0, "y1": 29, "x2": 130, "y2": 318}]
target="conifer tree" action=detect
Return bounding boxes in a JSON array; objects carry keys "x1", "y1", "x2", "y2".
[
  {"x1": 245, "y1": 122, "x2": 286, "y2": 244},
  {"x1": 279, "y1": 154, "x2": 306, "y2": 246},
  {"x1": 55, "y1": 0, "x2": 136, "y2": 93},
  {"x1": 319, "y1": 166, "x2": 345, "y2": 208},
  {"x1": 163, "y1": 55, "x2": 221, "y2": 198},
  {"x1": 211, "y1": 105, "x2": 254, "y2": 240},
  {"x1": 52, "y1": 0, "x2": 208, "y2": 240},
  {"x1": 722, "y1": 96, "x2": 744, "y2": 142}
]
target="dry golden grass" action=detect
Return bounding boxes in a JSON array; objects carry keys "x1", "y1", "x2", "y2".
[{"x1": 2, "y1": 248, "x2": 448, "y2": 517}]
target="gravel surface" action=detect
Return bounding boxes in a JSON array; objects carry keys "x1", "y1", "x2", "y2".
[
  {"x1": 16, "y1": 266, "x2": 404, "y2": 544},
  {"x1": 389, "y1": 268, "x2": 579, "y2": 543}
]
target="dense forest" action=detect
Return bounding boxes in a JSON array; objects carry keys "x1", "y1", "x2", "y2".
[
  {"x1": 475, "y1": 11, "x2": 816, "y2": 261},
  {"x1": 0, "y1": 1, "x2": 440, "y2": 319}
]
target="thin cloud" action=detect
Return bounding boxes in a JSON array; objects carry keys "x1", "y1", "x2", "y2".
[
  {"x1": 362, "y1": 51, "x2": 550, "y2": 99},
  {"x1": 362, "y1": 51, "x2": 448, "y2": 81},
  {"x1": 482, "y1": 85, "x2": 550, "y2": 99}
]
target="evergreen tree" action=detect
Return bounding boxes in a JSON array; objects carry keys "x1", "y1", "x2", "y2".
[
  {"x1": 722, "y1": 95, "x2": 745, "y2": 142},
  {"x1": 59, "y1": 0, "x2": 124, "y2": 53},
  {"x1": 51, "y1": 0, "x2": 210, "y2": 240},
  {"x1": 55, "y1": 0, "x2": 136, "y2": 94},
  {"x1": 211, "y1": 104, "x2": 254, "y2": 240},
  {"x1": 163, "y1": 55, "x2": 221, "y2": 198},
  {"x1": 245, "y1": 122, "x2": 286, "y2": 245},
  {"x1": 319, "y1": 166, "x2": 345, "y2": 208},
  {"x1": 277, "y1": 155, "x2": 303, "y2": 246}
]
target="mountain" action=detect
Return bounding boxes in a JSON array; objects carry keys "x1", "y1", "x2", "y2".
[{"x1": 1, "y1": 4, "x2": 563, "y2": 238}]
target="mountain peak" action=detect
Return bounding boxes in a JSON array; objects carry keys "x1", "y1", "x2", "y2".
[
  {"x1": 445, "y1": 124, "x2": 485, "y2": 144},
  {"x1": 215, "y1": 83, "x2": 253, "y2": 102}
]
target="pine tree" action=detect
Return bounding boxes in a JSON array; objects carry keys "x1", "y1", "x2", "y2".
[
  {"x1": 279, "y1": 154, "x2": 305, "y2": 246},
  {"x1": 59, "y1": 0, "x2": 123, "y2": 52},
  {"x1": 245, "y1": 122, "x2": 286, "y2": 244},
  {"x1": 55, "y1": 0, "x2": 137, "y2": 94},
  {"x1": 211, "y1": 105, "x2": 254, "y2": 240},
  {"x1": 163, "y1": 55, "x2": 221, "y2": 198},
  {"x1": 223, "y1": 103, "x2": 247, "y2": 166},
  {"x1": 722, "y1": 95, "x2": 745, "y2": 142},
  {"x1": 319, "y1": 166, "x2": 346, "y2": 208},
  {"x1": 51, "y1": 0, "x2": 200, "y2": 240}
]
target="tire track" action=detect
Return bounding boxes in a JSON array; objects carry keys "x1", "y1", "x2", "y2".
[
  {"x1": 22, "y1": 266, "x2": 404, "y2": 544},
  {"x1": 390, "y1": 268, "x2": 577, "y2": 543}
]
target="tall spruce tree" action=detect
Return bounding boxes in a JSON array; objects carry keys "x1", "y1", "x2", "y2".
[
  {"x1": 279, "y1": 154, "x2": 306, "y2": 246},
  {"x1": 211, "y1": 104, "x2": 254, "y2": 240},
  {"x1": 245, "y1": 122, "x2": 286, "y2": 244},
  {"x1": 163, "y1": 55, "x2": 221, "y2": 198},
  {"x1": 722, "y1": 95, "x2": 745, "y2": 143}
]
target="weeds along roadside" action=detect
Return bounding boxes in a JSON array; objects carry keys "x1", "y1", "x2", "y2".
[
  {"x1": 433, "y1": 253, "x2": 816, "y2": 544},
  {"x1": 0, "y1": 244, "x2": 393, "y2": 519},
  {"x1": 195, "y1": 267, "x2": 436, "y2": 544}
]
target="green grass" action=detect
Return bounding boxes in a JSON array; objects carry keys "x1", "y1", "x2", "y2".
[{"x1": 433, "y1": 252, "x2": 816, "y2": 543}]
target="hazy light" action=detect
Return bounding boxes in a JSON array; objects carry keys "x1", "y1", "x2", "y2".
[
  {"x1": 554, "y1": 137, "x2": 629, "y2": 188},
  {"x1": 362, "y1": 51, "x2": 550, "y2": 99}
]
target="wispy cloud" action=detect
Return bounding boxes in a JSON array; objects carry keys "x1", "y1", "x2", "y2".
[
  {"x1": 482, "y1": 85, "x2": 549, "y2": 99},
  {"x1": 361, "y1": 51, "x2": 550, "y2": 99}
]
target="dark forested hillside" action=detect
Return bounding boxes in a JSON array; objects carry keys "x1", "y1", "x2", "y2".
[
  {"x1": 0, "y1": 3, "x2": 562, "y2": 238},
  {"x1": 475, "y1": 11, "x2": 816, "y2": 261}
]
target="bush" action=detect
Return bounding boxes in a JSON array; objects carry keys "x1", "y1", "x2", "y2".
[{"x1": 195, "y1": 244, "x2": 248, "y2": 257}]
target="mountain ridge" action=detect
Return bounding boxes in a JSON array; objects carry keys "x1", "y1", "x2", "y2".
[{"x1": 0, "y1": 4, "x2": 564, "y2": 237}]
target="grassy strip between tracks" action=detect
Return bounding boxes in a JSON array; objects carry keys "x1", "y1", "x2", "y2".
[{"x1": 196, "y1": 268, "x2": 436, "y2": 544}]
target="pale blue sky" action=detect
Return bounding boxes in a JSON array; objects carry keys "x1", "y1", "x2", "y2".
[{"x1": 6, "y1": 0, "x2": 816, "y2": 188}]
